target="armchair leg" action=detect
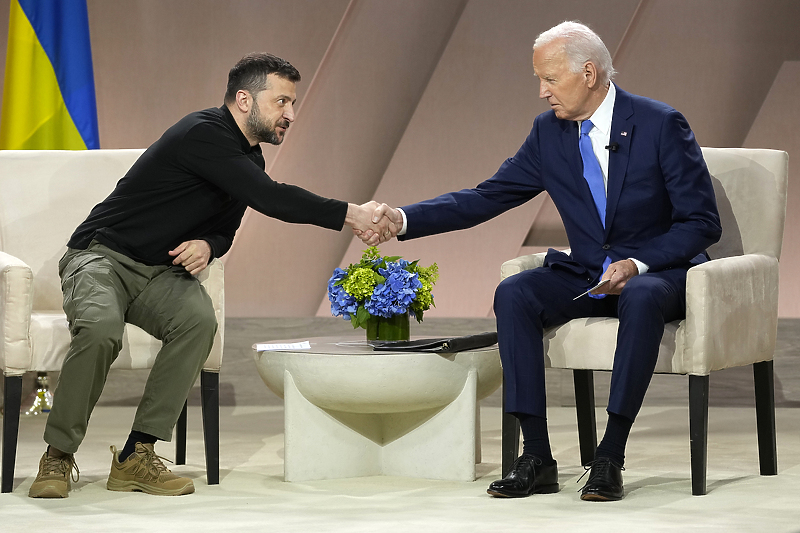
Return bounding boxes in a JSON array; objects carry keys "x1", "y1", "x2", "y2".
[
  {"x1": 175, "y1": 400, "x2": 188, "y2": 465},
  {"x1": 753, "y1": 360, "x2": 778, "y2": 475},
  {"x1": 573, "y1": 370, "x2": 597, "y2": 466},
  {"x1": 572, "y1": 370, "x2": 597, "y2": 465},
  {"x1": 200, "y1": 370, "x2": 220, "y2": 485},
  {"x1": 2, "y1": 375, "x2": 23, "y2": 493},
  {"x1": 500, "y1": 375, "x2": 520, "y2": 476},
  {"x1": 689, "y1": 374, "x2": 709, "y2": 496}
]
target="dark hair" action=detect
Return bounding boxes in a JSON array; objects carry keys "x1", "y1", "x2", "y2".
[{"x1": 224, "y1": 53, "x2": 301, "y2": 104}]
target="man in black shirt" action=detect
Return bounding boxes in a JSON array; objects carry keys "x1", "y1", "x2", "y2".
[{"x1": 29, "y1": 53, "x2": 392, "y2": 498}]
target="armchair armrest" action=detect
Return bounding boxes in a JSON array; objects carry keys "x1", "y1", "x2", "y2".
[
  {"x1": 501, "y1": 253, "x2": 546, "y2": 280},
  {"x1": 0, "y1": 251, "x2": 33, "y2": 375},
  {"x1": 500, "y1": 249, "x2": 571, "y2": 280},
  {"x1": 682, "y1": 254, "x2": 779, "y2": 374},
  {"x1": 197, "y1": 258, "x2": 225, "y2": 372}
]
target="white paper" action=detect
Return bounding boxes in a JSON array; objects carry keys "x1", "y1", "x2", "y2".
[
  {"x1": 572, "y1": 279, "x2": 610, "y2": 300},
  {"x1": 255, "y1": 341, "x2": 311, "y2": 351}
]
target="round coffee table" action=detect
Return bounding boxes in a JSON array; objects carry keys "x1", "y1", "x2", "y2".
[{"x1": 253, "y1": 335, "x2": 502, "y2": 482}]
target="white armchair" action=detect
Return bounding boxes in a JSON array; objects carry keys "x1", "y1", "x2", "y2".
[
  {"x1": 0, "y1": 149, "x2": 225, "y2": 493},
  {"x1": 499, "y1": 147, "x2": 788, "y2": 495}
]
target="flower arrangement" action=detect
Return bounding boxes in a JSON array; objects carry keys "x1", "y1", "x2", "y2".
[{"x1": 328, "y1": 246, "x2": 439, "y2": 330}]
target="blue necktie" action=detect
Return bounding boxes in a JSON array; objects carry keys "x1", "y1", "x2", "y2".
[{"x1": 579, "y1": 119, "x2": 611, "y2": 298}]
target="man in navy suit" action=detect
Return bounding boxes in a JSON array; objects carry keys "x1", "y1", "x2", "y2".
[{"x1": 366, "y1": 21, "x2": 721, "y2": 501}]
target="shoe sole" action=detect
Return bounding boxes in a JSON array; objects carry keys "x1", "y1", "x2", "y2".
[
  {"x1": 106, "y1": 477, "x2": 195, "y2": 496},
  {"x1": 580, "y1": 491, "x2": 623, "y2": 501},
  {"x1": 487, "y1": 483, "x2": 559, "y2": 498}
]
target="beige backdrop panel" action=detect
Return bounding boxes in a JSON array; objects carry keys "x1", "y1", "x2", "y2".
[
  {"x1": 744, "y1": 61, "x2": 800, "y2": 317},
  {"x1": 0, "y1": 0, "x2": 798, "y2": 318}
]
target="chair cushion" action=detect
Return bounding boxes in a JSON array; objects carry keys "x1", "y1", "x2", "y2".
[{"x1": 544, "y1": 318, "x2": 685, "y2": 374}]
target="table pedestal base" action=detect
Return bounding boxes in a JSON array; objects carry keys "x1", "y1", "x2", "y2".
[{"x1": 283, "y1": 369, "x2": 479, "y2": 482}]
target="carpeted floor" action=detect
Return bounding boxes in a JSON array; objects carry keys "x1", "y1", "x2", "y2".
[{"x1": 3, "y1": 317, "x2": 799, "y2": 532}]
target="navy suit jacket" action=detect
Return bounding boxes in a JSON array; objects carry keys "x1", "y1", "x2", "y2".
[{"x1": 400, "y1": 86, "x2": 722, "y2": 283}]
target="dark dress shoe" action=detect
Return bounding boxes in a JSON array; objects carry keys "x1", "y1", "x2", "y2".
[
  {"x1": 580, "y1": 457, "x2": 624, "y2": 501},
  {"x1": 487, "y1": 455, "x2": 558, "y2": 498}
]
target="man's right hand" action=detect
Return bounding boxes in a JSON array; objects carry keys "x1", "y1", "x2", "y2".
[
  {"x1": 352, "y1": 203, "x2": 403, "y2": 243},
  {"x1": 372, "y1": 203, "x2": 403, "y2": 229},
  {"x1": 345, "y1": 202, "x2": 400, "y2": 246}
]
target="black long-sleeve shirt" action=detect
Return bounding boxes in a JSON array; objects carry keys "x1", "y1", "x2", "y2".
[{"x1": 68, "y1": 105, "x2": 348, "y2": 266}]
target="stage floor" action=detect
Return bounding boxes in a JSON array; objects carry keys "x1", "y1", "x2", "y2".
[{"x1": 3, "y1": 318, "x2": 800, "y2": 532}]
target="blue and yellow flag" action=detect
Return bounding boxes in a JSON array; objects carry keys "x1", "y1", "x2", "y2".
[{"x1": 0, "y1": 0, "x2": 99, "y2": 149}]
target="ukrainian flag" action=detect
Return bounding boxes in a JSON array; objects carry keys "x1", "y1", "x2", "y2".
[{"x1": 0, "y1": 0, "x2": 99, "y2": 149}]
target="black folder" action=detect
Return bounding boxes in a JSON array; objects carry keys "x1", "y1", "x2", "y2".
[{"x1": 369, "y1": 331, "x2": 498, "y2": 353}]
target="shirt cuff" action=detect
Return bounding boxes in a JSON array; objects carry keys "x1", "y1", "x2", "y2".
[
  {"x1": 397, "y1": 208, "x2": 408, "y2": 236},
  {"x1": 629, "y1": 257, "x2": 649, "y2": 275}
]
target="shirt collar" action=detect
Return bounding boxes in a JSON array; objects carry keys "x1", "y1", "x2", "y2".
[
  {"x1": 583, "y1": 82, "x2": 616, "y2": 137},
  {"x1": 219, "y1": 104, "x2": 258, "y2": 154}
]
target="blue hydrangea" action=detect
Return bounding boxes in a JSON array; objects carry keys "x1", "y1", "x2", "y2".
[
  {"x1": 328, "y1": 268, "x2": 358, "y2": 320},
  {"x1": 365, "y1": 260, "x2": 422, "y2": 318}
]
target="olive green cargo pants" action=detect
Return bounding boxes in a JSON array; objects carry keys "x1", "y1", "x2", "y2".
[{"x1": 43, "y1": 242, "x2": 216, "y2": 453}]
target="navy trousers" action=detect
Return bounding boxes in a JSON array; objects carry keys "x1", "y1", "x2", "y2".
[{"x1": 493, "y1": 266, "x2": 688, "y2": 421}]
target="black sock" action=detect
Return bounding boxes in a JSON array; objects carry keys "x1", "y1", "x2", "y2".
[
  {"x1": 518, "y1": 413, "x2": 555, "y2": 464},
  {"x1": 46, "y1": 445, "x2": 68, "y2": 458},
  {"x1": 118, "y1": 430, "x2": 158, "y2": 462},
  {"x1": 595, "y1": 412, "x2": 633, "y2": 466}
]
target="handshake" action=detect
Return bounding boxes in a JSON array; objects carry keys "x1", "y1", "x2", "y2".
[{"x1": 345, "y1": 201, "x2": 403, "y2": 246}]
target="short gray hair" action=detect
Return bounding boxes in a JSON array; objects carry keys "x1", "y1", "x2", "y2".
[{"x1": 533, "y1": 21, "x2": 616, "y2": 86}]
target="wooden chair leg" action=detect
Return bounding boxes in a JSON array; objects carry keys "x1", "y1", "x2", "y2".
[
  {"x1": 501, "y1": 375, "x2": 520, "y2": 476},
  {"x1": 753, "y1": 360, "x2": 778, "y2": 475},
  {"x1": 175, "y1": 400, "x2": 188, "y2": 465},
  {"x1": 200, "y1": 370, "x2": 220, "y2": 485},
  {"x1": 2, "y1": 375, "x2": 23, "y2": 493},
  {"x1": 689, "y1": 374, "x2": 709, "y2": 496},
  {"x1": 573, "y1": 369, "x2": 597, "y2": 466}
]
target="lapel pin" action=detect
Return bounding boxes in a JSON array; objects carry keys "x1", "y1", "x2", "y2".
[{"x1": 621, "y1": 131, "x2": 628, "y2": 136}]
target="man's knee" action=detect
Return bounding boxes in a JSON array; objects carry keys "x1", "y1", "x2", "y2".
[
  {"x1": 172, "y1": 298, "x2": 217, "y2": 340},
  {"x1": 69, "y1": 313, "x2": 125, "y2": 361},
  {"x1": 618, "y1": 275, "x2": 672, "y2": 315},
  {"x1": 494, "y1": 275, "x2": 527, "y2": 317},
  {"x1": 494, "y1": 271, "x2": 548, "y2": 318},
  {"x1": 195, "y1": 303, "x2": 218, "y2": 336}
]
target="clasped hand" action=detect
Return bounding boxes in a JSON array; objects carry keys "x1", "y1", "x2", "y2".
[{"x1": 346, "y1": 201, "x2": 403, "y2": 246}]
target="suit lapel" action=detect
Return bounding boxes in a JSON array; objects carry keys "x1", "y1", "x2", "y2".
[
  {"x1": 604, "y1": 87, "x2": 634, "y2": 236},
  {"x1": 560, "y1": 119, "x2": 583, "y2": 189}
]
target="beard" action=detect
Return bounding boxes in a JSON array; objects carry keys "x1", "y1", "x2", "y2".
[{"x1": 246, "y1": 100, "x2": 289, "y2": 145}]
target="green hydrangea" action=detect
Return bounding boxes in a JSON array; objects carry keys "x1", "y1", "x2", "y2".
[
  {"x1": 342, "y1": 266, "x2": 379, "y2": 300},
  {"x1": 409, "y1": 262, "x2": 439, "y2": 320}
]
